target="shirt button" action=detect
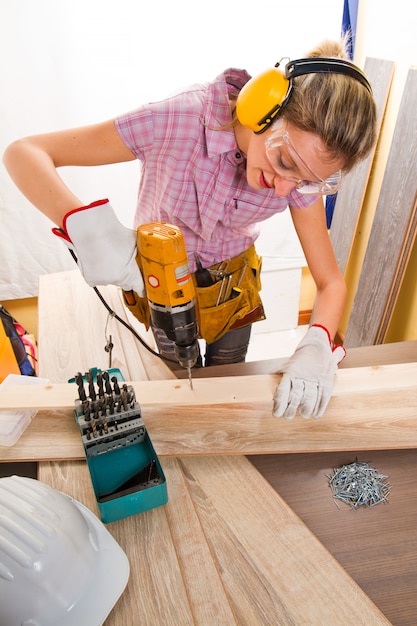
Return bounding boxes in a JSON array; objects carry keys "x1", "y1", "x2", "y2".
[{"x1": 235, "y1": 152, "x2": 242, "y2": 159}]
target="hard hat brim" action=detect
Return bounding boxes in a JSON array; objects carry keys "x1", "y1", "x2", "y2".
[{"x1": 61, "y1": 497, "x2": 130, "y2": 626}]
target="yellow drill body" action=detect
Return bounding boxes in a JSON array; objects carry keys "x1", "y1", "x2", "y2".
[{"x1": 137, "y1": 223, "x2": 199, "y2": 380}]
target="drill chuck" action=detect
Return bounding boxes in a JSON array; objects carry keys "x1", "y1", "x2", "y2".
[
  {"x1": 174, "y1": 341, "x2": 199, "y2": 370},
  {"x1": 150, "y1": 301, "x2": 199, "y2": 369}
]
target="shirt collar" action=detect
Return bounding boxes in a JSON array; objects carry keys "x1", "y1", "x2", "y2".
[{"x1": 204, "y1": 68, "x2": 251, "y2": 158}]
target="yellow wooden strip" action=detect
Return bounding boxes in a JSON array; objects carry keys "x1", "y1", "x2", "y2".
[
  {"x1": 1, "y1": 362, "x2": 416, "y2": 411},
  {"x1": 179, "y1": 456, "x2": 391, "y2": 625}
]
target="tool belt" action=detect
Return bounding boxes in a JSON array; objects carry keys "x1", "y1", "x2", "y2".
[
  {"x1": 193, "y1": 245, "x2": 265, "y2": 343},
  {"x1": 122, "y1": 245, "x2": 265, "y2": 345}
]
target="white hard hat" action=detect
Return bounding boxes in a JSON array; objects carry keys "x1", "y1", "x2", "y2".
[{"x1": 0, "y1": 475, "x2": 129, "y2": 626}]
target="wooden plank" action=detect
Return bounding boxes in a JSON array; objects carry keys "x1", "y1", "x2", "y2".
[
  {"x1": 345, "y1": 67, "x2": 417, "y2": 347},
  {"x1": 1, "y1": 364, "x2": 416, "y2": 461},
  {"x1": 1, "y1": 362, "x2": 415, "y2": 410},
  {"x1": 175, "y1": 340, "x2": 417, "y2": 376},
  {"x1": 178, "y1": 456, "x2": 391, "y2": 625},
  {"x1": 375, "y1": 193, "x2": 417, "y2": 342},
  {"x1": 38, "y1": 270, "x2": 176, "y2": 383},
  {"x1": 38, "y1": 457, "x2": 390, "y2": 625},
  {"x1": 162, "y1": 457, "x2": 237, "y2": 624},
  {"x1": 330, "y1": 58, "x2": 394, "y2": 274}
]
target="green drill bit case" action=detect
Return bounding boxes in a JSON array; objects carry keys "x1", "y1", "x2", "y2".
[{"x1": 71, "y1": 367, "x2": 168, "y2": 524}]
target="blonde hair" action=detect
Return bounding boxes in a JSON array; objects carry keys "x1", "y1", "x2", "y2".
[{"x1": 282, "y1": 38, "x2": 377, "y2": 171}]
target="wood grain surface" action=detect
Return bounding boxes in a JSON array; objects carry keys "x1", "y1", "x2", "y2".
[
  {"x1": 2, "y1": 362, "x2": 416, "y2": 410},
  {"x1": 38, "y1": 456, "x2": 390, "y2": 626},
  {"x1": 175, "y1": 340, "x2": 417, "y2": 377},
  {"x1": 1, "y1": 363, "x2": 416, "y2": 461},
  {"x1": 37, "y1": 270, "x2": 176, "y2": 383},
  {"x1": 330, "y1": 57, "x2": 394, "y2": 274},
  {"x1": 345, "y1": 67, "x2": 417, "y2": 347},
  {"x1": 375, "y1": 193, "x2": 417, "y2": 343},
  {"x1": 250, "y1": 449, "x2": 417, "y2": 626}
]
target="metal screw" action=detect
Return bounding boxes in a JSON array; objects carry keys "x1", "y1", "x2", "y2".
[{"x1": 326, "y1": 460, "x2": 391, "y2": 509}]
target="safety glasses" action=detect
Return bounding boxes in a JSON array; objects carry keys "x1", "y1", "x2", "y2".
[{"x1": 264, "y1": 119, "x2": 342, "y2": 195}]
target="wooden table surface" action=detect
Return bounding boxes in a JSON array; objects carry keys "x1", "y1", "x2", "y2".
[
  {"x1": 1, "y1": 270, "x2": 416, "y2": 625},
  {"x1": 249, "y1": 449, "x2": 417, "y2": 626},
  {"x1": 189, "y1": 340, "x2": 417, "y2": 625}
]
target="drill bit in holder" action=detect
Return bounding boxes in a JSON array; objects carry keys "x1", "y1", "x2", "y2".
[{"x1": 73, "y1": 368, "x2": 168, "y2": 523}]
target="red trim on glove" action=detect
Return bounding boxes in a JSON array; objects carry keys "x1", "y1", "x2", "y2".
[
  {"x1": 52, "y1": 226, "x2": 72, "y2": 242},
  {"x1": 62, "y1": 198, "x2": 109, "y2": 231},
  {"x1": 51, "y1": 199, "x2": 109, "y2": 243},
  {"x1": 311, "y1": 323, "x2": 346, "y2": 364}
]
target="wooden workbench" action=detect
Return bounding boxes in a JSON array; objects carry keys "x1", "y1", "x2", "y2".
[{"x1": 2, "y1": 270, "x2": 416, "y2": 625}]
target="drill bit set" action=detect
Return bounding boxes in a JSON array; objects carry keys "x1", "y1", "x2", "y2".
[
  {"x1": 73, "y1": 368, "x2": 167, "y2": 523},
  {"x1": 74, "y1": 370, "x2": 142, "y2": 448}
]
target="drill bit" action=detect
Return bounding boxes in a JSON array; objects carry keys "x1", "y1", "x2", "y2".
[{"x1": 187, "y1": 366, "x2": 194, "y2": 390}]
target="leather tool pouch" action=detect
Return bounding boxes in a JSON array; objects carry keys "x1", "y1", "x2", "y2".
[
  {"x1": 122, "y1": 246, "x2": 265, "y2": 344},
  {"x1": 193, "y1": 245, "x2": 265, "y2": 344}
]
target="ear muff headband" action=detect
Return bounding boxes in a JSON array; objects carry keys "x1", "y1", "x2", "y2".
[
  {"x1": 286, "y1": 58, "x2": 372, "y2": 92},
  {"x1": 235, "y1": 57, "x2": 372, "y2": 134}
]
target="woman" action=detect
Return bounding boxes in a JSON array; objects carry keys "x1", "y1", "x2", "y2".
[{"x1": 3, "y1": 38, "x2": 377, "y2": 419}]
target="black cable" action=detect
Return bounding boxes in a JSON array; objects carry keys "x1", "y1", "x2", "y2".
[
  {"x1": 93, "y1": 286, "x2": 179, "y2": 365},
  {"x1": 67, "y1": 248, "x2": 178, "y2": 364}
]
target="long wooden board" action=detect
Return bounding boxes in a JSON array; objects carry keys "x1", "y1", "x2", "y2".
[
  {"x1": 330, "y1": 57, "x2": 394, "y2": 274},
  {"x1": 1, "y1": 363, "x2": 416, "y2": 460},
  {"x1": 38, "y1": 456, "x2": 390, "y2": 625},
  {"x1": 2, "y1": 362, "x2": 416, "y2": 411},
  {"x1": 345, "y1": 67, "x2": 417, "y2": 347}
]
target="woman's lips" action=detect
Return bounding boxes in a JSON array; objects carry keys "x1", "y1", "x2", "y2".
[{"x1": 260, "y1": 171, "x2": 272, "y2": 189}]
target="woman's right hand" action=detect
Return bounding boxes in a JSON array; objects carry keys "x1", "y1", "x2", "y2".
[{"x1": 53, "y1": 198, "x2": 145, "y2": 296}]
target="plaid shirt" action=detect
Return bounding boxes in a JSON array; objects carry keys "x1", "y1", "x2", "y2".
[{"x1": 115, "y1": 68, "x2": 316, "y2": 271}]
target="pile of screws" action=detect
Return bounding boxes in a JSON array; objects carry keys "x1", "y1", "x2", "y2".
[{"x1": 327, "y1": 460, "x2": 391, "y2": 509}]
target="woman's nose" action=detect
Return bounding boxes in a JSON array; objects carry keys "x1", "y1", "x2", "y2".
[{"x1": 273, "y1": 175, "x2": 297, "y2": 197}]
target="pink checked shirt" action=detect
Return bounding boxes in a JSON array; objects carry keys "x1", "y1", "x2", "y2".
[{"x1": 115, "y1": 68, "x2": 316, "y2": 272}]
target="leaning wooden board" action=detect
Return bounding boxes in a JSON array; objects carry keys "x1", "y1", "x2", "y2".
[
  {"x1": 329, "y1": 57, "x2": 394, "y2": 275},
  {"x1": 345, "y1": 67, "x2": 417, "y2": 347},
  {"x1": 38, "y1": 456, "x2": 390, "y2": 625},
  {"x1": 1, "y1": 363, "x2": 416, "y2": 460}
]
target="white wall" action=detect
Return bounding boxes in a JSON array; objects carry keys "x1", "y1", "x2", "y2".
[{"x1": 0, "y1": 0, "x2": 343, "y2": 298}]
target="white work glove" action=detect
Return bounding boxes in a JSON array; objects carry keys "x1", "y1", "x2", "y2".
[
  {"x1": 273, "y1": 324, "x2": 346, "y2": 419},
  {"x1": 52, "y1": 199, "x2": 145, "y2": 296}
]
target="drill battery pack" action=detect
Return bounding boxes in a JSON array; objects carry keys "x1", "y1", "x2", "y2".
[{"x1": 71, "y1": 367, "x2": 168, "y2": 523}]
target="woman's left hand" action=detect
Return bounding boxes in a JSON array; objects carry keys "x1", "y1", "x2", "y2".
[{"x1": 272, "y1": 324, "x2": 346, "y2": 419}]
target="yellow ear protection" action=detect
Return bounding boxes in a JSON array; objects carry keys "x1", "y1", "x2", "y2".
[{"x1": 236, "y1": 57, "x2": 372, "y2": 134}]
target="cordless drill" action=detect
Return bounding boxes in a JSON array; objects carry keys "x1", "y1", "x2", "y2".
[{"x1": 137, "y1": 223, "x2": 199, "y2": 388}]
